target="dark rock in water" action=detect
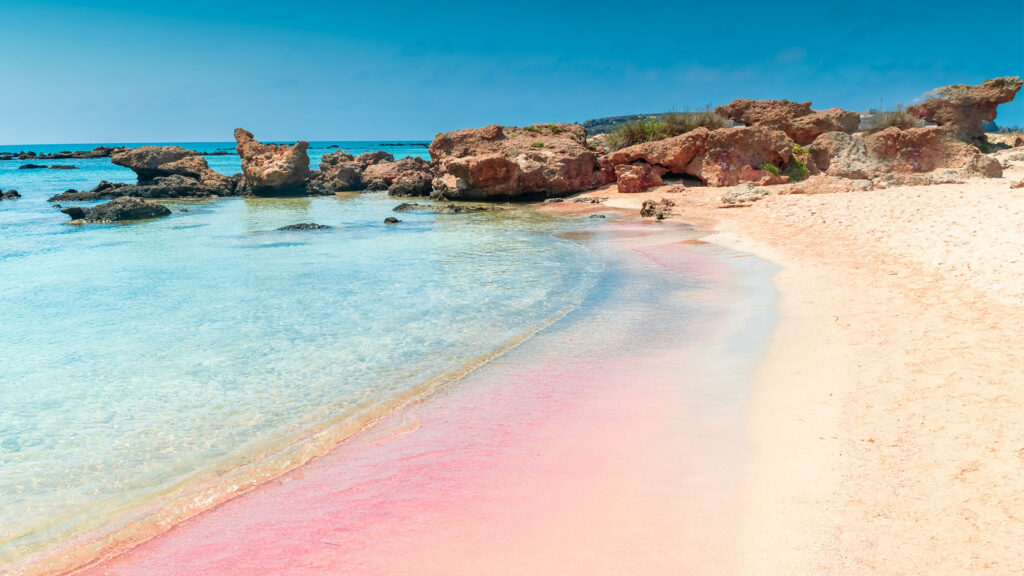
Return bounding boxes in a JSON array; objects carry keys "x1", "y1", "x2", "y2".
[
  {"x1": 48, "y1": 189, "x2": 80, "y2": 202},
  {"x1": 60, "y1": 206, "x2": 87, "y2": 220},
  {"x1": 48, "y1": 173, "x2": 238, "y2": 202},
  {"x1": 3, "y1": 190, "x2": 20, "y2": 199},
  {"x1": 36, "y1": 146, "x2": 124, "y2": 160},
  {"x1": 83, "y1": 197, "x2": 171, "y2": 222},
  {"x1": 392, "y1": 202, "x2": 498, "y2": 214},
  {"x1": 19, "y1": 163, "x2": 47, "y2": 169},
  {"x1": 326, "y1": 145, "x2": 339, "y2": 148},
  {"x1": 590, "y1": 214, "x2": 606, "y2": 218},
  {"x1": 384, "y1": 217, "x2": 400, "y2": 224},
  {"x1": 276, "y1": 223, "x2": 331, "y2": 231},
  {"x1": 199, "y1": 150, "x2": 234, "y2": 156},
  {"x1": 53, "y1": 204, "x2": 62, "y2": 209},
  {"x1": 49, "y1": 165, "x2": 78, "y2": 170}
]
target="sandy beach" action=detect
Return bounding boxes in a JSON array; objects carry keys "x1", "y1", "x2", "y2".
[{"x1": 584, "y1": 147, "x2": 1024, "y2": 574}]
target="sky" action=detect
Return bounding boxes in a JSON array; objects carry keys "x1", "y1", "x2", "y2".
[{"x1": 0, "y1": 0, "x2": 1021, "y2": 144}]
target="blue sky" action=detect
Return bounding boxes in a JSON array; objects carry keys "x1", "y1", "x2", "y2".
[{"x1": 0, "y1": 0, "x2": 1021, "y2": 144}]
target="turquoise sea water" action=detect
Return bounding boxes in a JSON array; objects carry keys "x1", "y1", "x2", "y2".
[{"x1": 0, "y1": 143, "x2": 604, "y2": 567}]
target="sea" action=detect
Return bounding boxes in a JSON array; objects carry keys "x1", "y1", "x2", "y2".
[{"x1": 0, "y1": 142, "x2": 608, "y2": 569}]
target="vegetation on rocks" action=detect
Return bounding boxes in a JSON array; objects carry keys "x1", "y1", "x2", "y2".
[
  {"x1": 605, "y1": 107, "x2": 732, "y2": 151},
  {"x1": 862, "y1": 106, "x2": 924, "y2": 134},
  {"x1": 785, "y1": 144, "x2": 810, "y2": 182}
]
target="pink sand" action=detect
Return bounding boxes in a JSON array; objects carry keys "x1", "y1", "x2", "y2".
[{"x1": 79, "y1": 224, "x2": 755, "y2": 576}]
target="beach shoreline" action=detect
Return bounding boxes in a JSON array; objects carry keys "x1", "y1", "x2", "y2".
[
  {"x1": 53, "y1": 214, "x2": 781, "y2": 576},
  {"x1": 572, "y1": 151, "x2": 1024, "y2": 573}
]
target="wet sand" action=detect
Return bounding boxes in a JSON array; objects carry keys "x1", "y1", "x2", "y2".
[{"x1": 70, "y1": 220, "x2": 778, "y2": 575}]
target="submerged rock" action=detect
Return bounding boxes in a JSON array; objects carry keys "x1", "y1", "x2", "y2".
[
  {"x1": 907, "y1": 76, "x2": 1022, "y2": 145},
  {"x1": 2, "y1": 190, "x2": 20, "y2": 199},
  {"x1": 49, "y1": 165, "x2": 78, "y2": 170},
  {"x1": 276, "y1": 223, "x2": 332, "y2": 231},
  {"x1": 392, "y1": 202, "x2": 497, "y2": 214},
  {"x1": 384, "y1": 217, "x2": 400, "y2": 224},
  {"x1": 82, "y1": 197, "x2": 171, "y2": 222},
  {"x1": 18, "y1": 163, "x2": 47, "y2": 169}
]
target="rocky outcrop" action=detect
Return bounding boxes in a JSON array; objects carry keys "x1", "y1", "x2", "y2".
[
  {"x1": 47, "y1": 174, "x2": 237, "y2": 202},
  {"x1": 388, "y1": 171, "x2": 433, "y2": 197},
  {"x1": 715, "y1": 99, "x2": 860, "y2": 145},
  {"x1": 614, "y1": 163, "x2": 663, "y2": 193},
  {"x1": 809, "y1": 126, "x2": 1002, "y2": 184},
  {"x1": 429, "y1": 123, "x2": 607, "y2": 200},
  {"x1": 234, "y1": 128, "x2": 312, "y2": 195},
  {"x1": 2, "y1": 190, "x2": 21, "y2": 199},
  {"x1": 363, "y1": 157, "x2": 432, "y2": 190},
  {"x1": 62, "y1": 197, "x2": 171, "y2": 222},
  {"x1": 107, "y1": 146, "x2": 237, "y2": 197},
  {"x1": 606, "y1": 126, "x2": 794, "y2": 187},
  {"x1": 907, "y1": 76, "x2": 1022, "y2": 145}
]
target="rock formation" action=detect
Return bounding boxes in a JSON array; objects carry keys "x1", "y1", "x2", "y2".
[
  {"x1": 362, "y1": 157, "x2": 432, "y2": 191},
  {"x1": 606, "y1": 126, "x2": 795, "y2": 187},
  {"x1": 277, "y1": 223, "x2": 332, "y2": 231},
  {"x1": 614, "y1": 164, "x2": 663, "y2": 194},
  {"x1": 809, "y1": 126, "x2": 1002, "y2": 184},
  {"x1": 429, "y1": 123, "x2": 608, "y2": 200},
  {"x1": 715, "y1": 99, "x2": 860, "y2": 145},
  {"x1": 907, "y1": 76, "x2": 1022, "y2": 145},
  {"x1": 234, "y1": 128, "x2": 312, "y2": 195},
  {"x1": 62, "y1": 197, "x2": 171, "y2": 222},
  {"x1": 106, "y1": 146, "x2": 237, "y2": 197}
]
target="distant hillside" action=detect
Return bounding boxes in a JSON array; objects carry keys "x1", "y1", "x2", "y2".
[{"x1": 582, "y1": 113, "x2": 672, "y2": 135}]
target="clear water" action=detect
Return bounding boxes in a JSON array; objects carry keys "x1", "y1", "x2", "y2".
[{"x1": 0, "y1": 143, "x2": 603, "y2": 567}]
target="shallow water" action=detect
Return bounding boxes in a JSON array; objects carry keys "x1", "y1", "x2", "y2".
[{"x1": 0, "y1": 144, "x2": 604, "y2": 567}]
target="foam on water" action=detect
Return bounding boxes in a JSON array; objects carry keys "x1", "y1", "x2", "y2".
[{"x1": 0, "y1": 143, "x2": 603, "y2": 567}]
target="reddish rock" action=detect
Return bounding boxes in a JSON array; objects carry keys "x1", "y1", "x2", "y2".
[
  {"x1": 313, "y1": 150, "x2": 362, "y2": 192},
  {"x1": 363, "y1": 157, "x2": 432, "y2": 189},
  {"x1": 429, "y1": 123, "x2": 606, "y2": 200},
  {"x1": 907, "y1": 76, "x2": 1022, "y2": 145},
  {"x1": 640, "y1": 198, "x2": 674, "y2": 219},
  {"x1": 810, "y1": 127, "x2": 1002, "y2": 183},
  {"x1": 715, "y1": 99, "x2": 859, "y2": 144},
  {"x1": 356, "y1": 151, "x2": 395, "y2": 166},
  {"x1": 110, "y1": 146, "x2": 234, "y2": 195},
  {"x1": 388, "y1": 171, "x2": 434, "y2": 197},
  {"x1": 234, "y1": 128, "x2": 311, "y2": 194},
  {"x1": 606, "y1": 129, "x2": 709, "y2": 173},
  {"x1": 683, "y1": 126, "x2": 794, "y2": 187},
  {"x1": 614, "y1": 163, "x2": 663, "y2": 193}
]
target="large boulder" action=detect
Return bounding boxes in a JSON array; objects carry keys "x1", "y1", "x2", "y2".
[
  {"x1": 809, "y1": 127, "x2": 1002, "y2": 183},
  {"x1": 606, "y1": 126, "x2": 794, "y2": 187},
  {"x1": 109, "y1": 146, "x2": 236, "y2": 196},
  {"x1": 64, "y1": 197, "x2": 172, "y2": 222},
  {"x1": 429, "y1": 123, "x2": 608, "y2": 200},
  {"x1": 907, "y1": 76, "x2": 1022, "y2": 145},
  {"x1": 362, "y1": 156, "x2": 432, "y2": 190},
  {"x1": 234, "y1": 128, "x2": 311, "y2": 195},
  {"x1": 715, "y1": 99, "x2": 860, "y2": 145},
  {"x1": 614, "y1": 163, "x2": 663, "y2": 193}
]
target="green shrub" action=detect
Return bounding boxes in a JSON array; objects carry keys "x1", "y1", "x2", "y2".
[
  {"x1": 863, "y1": 106, "x2": 924, "y2": 134},
  {"x1": 606, "y1": 118, "x2": 667, "y2": 151},
  {"x1": 547, "y1": 124, "x2": 562, "y2": 134},
  {"x1": 523, "y1": 125, "x2": 542, "y2": 134},
  {"x1": 531, "y1": 142, "x2": 544, "y2": 148},
  {"x1": 759, "y1": 162, "x2": 780, "y2": 175},
  {"x1": 792, "y1": 143, "x2": 810, "y2": 156},
  {"x1": 784, "y1": 156, "x2": 809, "y2": 182},
  {"x1": 606, "y1": 106, "x2": 732, "y2": 151}
]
